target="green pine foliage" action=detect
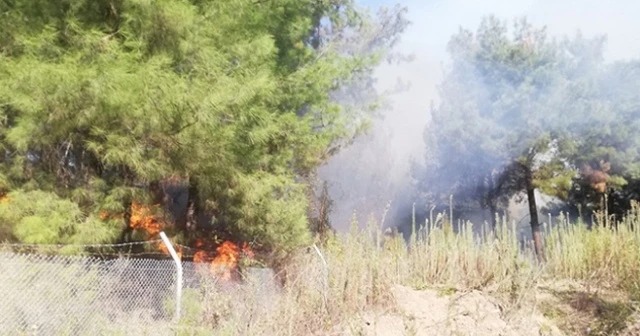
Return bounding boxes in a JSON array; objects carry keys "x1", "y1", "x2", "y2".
[
  {"x1": 0, "y1": 190, "x2": 118, "y2": 245},
  {"x1": 416, "y1": 15, "x2": 640, "y2": 232},
  {"x1": 417, "y1": 16, "x2": 575, "y2": 213},
  {"x1": 0, "y1": 0, "x2": 407, "y2": 253}
]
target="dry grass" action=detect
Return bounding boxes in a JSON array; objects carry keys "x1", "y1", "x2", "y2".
[
  {"x1": 175, "y1": 203, "x2": 640, "y2": 335},
  {"x1": 3, "y1": 203, "x2": 637, "y2": 334}
]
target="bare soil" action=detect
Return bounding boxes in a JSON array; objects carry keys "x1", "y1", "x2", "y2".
[{"x1": 341, "y1": 283, "x2": 639, "y2": 336}]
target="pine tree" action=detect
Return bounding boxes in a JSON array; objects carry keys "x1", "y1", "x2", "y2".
[
  {"x1": 415, "y1": 16, "x2": 609, "y2": 260},
  {"x1": 0, "y1": 0, "x2": 407, "y2": 255},
  {"x1": 565, "y1": 59, "x2": 640, "y2": 220}
]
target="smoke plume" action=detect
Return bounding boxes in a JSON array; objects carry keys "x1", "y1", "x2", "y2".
[{"x1": 319, "y1": 0, "x2": 640, "y2": 234}]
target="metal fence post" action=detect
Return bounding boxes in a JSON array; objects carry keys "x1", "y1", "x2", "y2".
[
  {"x1": 159, "y1": 232, "x2": 182, "y2": 323},
  {"x1": 312, "y1": 244, "x2": 328, "y2": 290},
  {"x1": 312, "y1": 244, "x2": 329, "y2": 312}
]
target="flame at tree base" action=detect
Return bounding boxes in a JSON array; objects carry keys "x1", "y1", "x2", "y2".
[
  {"x1": 100, "y1": 201, "x2": 254, "y2": 280},
  {"x1": 100, "y1": 202, "x2": 183, "y2": 258},
  {"x1": 194, "y1": 240, "x2": 254, "y2": 281}
]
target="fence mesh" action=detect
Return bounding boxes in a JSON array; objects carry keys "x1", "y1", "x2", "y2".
[
  {"x1": 0, "y1": 252, "x2": 190, "y2": 335},
  {"x1": 0, "y1": 245, "x2": 323, "y2": 335}
]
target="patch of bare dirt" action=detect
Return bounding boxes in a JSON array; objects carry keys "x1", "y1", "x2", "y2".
[
  {"x1": 536, "y1": 281, "x2": 638, "y2": 336},
  {"x1": 343, "y1": 284, "x2": 562, "y2": 336},
  {"x1": 338, "y1": 281, "x2": 640, "y2": 336}
]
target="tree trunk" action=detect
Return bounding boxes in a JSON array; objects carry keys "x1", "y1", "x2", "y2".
[
  {"x1": 486, "y1": 169, "x2": 506, "y2": 230},
  {"x1": 186, "y1": 176, "x2": 199, "y2": 232},
  {"x1": 120, "y1": 198, "x2": 133, "y2": 243},
  {"x1": 489, "y1": 201, "x2": 498, "y2": 229},
  {"x1": 524, "y1": 165, "x2": 545, "y2": 262}
]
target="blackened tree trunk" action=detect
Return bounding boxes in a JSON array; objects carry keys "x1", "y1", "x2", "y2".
[
  {"x1": 314, "y1": 181, "x2": 334, "y2": 242},
  {"x1": 186, "y1": 176, "x2": 200, "y2": 232},
  {"x1": 118, "y1": 165, "x2": 135, "y2": 243},
  {"x1": 482, "y1": 175, "x2": 496, "y2": 229},
  {"x1": 524, "y1": 165, "x2": 545, "y2": 262},
  {"x1": 120, "y1": 198, "x2": 133, "y2": 243}
]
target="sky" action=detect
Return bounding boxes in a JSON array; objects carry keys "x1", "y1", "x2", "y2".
[
  {"x1": 320, "y1": 0, "x2": 640, "y2": 231},
  {"x1": 362, "y1": 0, "x2": 640, "y2": 126}
]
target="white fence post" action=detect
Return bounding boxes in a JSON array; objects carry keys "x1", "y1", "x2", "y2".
[
  {"x1": 159, "y1": 232, "x2": 182, "y2": 323},
  {"x1": 312, "y1": 244, "x2": 329, "y2": 312},
  {"x1": 312, "y1": 244, "x2": 327, "y2": 270}
]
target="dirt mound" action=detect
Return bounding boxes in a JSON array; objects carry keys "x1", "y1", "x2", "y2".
[{"x1": 347, "y1": 285, "x2": 562, "y2": 336}]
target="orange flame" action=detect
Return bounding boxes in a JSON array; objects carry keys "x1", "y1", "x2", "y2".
[
  {"x1": 99, "y1": 210, "x2": 109, "y2": 220},
  {"x1": 99, "y1": 201, "x2": 182, "y2": 258},
  {"x1": 191, "y1": 240, "x2": 254, "y2": 280},
  {"x1": 193, "y1": 239, "x2": 211, "y2": 263},
  {"x1": 158, "y1": 241, "x2": 183, "y2": 259},
  {"x1": 129, "y1": 202, "x2": 163, "y2": 237},
  {"x1": 211, "y1": 241, "x2": 239, "y2": 280},
  {"x1": 98, "y1": 201, "x2": 255, "y2": 277},
  {"x1": 211, "y1": 241, "x2": 255, "y2": 280},
  {"x1": 129, "y1": 202, "x2": 184, "y2": 258},
  {"x1": 99, "y1": 202, "x2": 164, "y2": 236}
]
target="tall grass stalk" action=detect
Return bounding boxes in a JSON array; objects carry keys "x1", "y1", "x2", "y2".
[{"x1": 177, "y1": 202, "x2": 640, "y2": 335}]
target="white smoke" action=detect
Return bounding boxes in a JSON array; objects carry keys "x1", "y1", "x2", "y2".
[{"x1": 320, "y1": 0, "x2": 640, "y2": 232}]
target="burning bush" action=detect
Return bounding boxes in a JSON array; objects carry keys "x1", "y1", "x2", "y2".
[{"x1": 101, "y1": 201, "x2": 255, "y2": 281}]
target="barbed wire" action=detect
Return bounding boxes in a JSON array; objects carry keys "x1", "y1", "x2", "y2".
[
  {"x1": 0, "y1": 238, "x2": 330, "y2": 267},
  {"x1": 0, "y1": 239, "x2": 164, "y2": 249},
  {"x1": 0, "y1": 240, "x2": 245, "y2": 252},
  {"x1": 0, "y1": 239, "x2": 245, "y2": 261}
]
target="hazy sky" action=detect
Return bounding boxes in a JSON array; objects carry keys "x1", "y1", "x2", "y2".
[
  {"x1": 363, "y1": 0, "x2": 640, "y2": 127},
  {"x1": 321, "y1": 0, "x2": 640, "y2": 230},
  {"x1": 364, "y1": 0, "x2": 640, "y2": 98},
  {"x1": 362, "y1": 0, "x2": 640, "y2": 176}
]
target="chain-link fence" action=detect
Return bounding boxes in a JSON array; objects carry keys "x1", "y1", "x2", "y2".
[
  {"x1": 0, "y1": 242, "x2": 326, "y2": 336},
  {"x1": 0, "y1": 251, "x2": 193, "y2": 335}
]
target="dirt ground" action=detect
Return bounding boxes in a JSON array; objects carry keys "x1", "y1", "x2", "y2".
[{"x1": 342, "y1": 284, "x2": 639, "y2": 336}]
